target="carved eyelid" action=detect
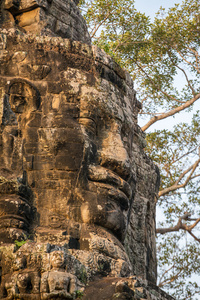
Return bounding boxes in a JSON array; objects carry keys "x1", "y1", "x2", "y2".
[
  {"x1": 78, "y1": 117, "x2": 97, "y2": 125},
  {"x1": 78, "y1": 117, "x2": 97, "y2": 133}
]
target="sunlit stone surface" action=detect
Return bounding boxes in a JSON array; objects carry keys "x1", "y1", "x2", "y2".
[{"x1": 0, "y1": 1, "x2": 174, "y2": 299}]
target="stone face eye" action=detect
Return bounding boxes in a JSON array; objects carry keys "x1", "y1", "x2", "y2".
[{"x1": 78, "y1": 117, "x2": 97, "y2": 136}]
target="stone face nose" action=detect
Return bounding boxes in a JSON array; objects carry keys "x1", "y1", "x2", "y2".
[
  {"x1": 99, "y1": 125, "x2": 131, "y2": 181},
  {"x1": 0, "y1": 0, "x2": 91, "y2": 44}
]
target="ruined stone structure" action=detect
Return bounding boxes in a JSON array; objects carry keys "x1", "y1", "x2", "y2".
[{"x1": 0, "y1": 0, "x2": 174, "y2": 299}]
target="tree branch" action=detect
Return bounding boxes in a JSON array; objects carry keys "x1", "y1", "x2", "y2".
[
  {"x1": 156, "y1": 213, "x2": 200, "y2": 242},
  {"x1": 177, "y1": 49, "x2": 200, "y2": 75},
  {"x1": 175, "y1": 64, "x2": 196, "y2": 96},
  {"x1": 171, "y1": 147, "x2": 197, "y2": 165},
  {"x1": 158, "y1": 265, "x2": 174, "y2": 287},
  {"x1": 191, "y1": 173, "x2": 200, "y2": 180},
  {"x1": 156, "y1": 218, "x2": 182, "y2": 234},
  {"x1": 159, "y1": 158, "x2": 200, "y2": 197},
  {"x1": 90, "y1": 11, "x2": 112, "y2": 38},
  {"x1": 174, "y1": 161, "x2": 198, "y2": 186},
  {"x1": 142, "y1": 93, "x2": 200, "y2": 131},
  {"x1": 166, "y1": 49, "x2": 196, "y2": 96},
  {"x1": 158, "y1": 268, "x2": 183, "y2": 288},
  {"x1": 187, "y1": 230, "x2": 200, "y2": 243},
  {"x1": 187, "y1": 47, "x2": 200, "y2": 74},
  {"x1": 134, "y1": 61, "x2": 181, "y2": 104}
]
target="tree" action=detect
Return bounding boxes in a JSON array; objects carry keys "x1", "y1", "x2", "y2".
[{"x1": 79, "y1": 0, "x2": 200, "y2": 298}]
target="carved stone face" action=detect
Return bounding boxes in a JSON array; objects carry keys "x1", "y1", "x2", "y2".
[
  {"x1": 12, "y1": 256, "x2": 27, "y2": 271},
  {"x1": 3, "y1": 74, "x2": 136, "y2": 242},
  {"x1": 0, "y1": 7, "x2": 159, "y2": 285},
  {"x1": 50, "y1": 251, "x2": 65, "y2": 269},
  {"x1": 72, "y1": 84, "x2": 136, "y2": 241}
]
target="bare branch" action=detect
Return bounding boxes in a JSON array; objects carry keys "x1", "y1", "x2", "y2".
[
  {"x1": 171, "y1": 147, "x2": 197, "y2": 165},
  {"x1": 166, "y1": 50, "x2": 196, "y2": 96},
  {"x1": 159, "y1": 158, "x2": 200, "y2": 197},
  {"x1": 156, "y1": 218, "x2": 182, "y2": 234},
  {"x1": 187, "y1": 231, "x2": 200, "y2": 243},
  {"x1": 187, "y1": 47, "x2": 200, "y2": 74},
  {"x1": 158, "y1": 269, "x2": 183, "y2": 288},
  {"x1": 156, "y1": 214, "x2": 200, "y2": 242},
  {"x1": 191, "y1": 173, "x2": 200, "y2": 180},
  {"x1": 142, "y1": 93, "x2": 200, "y2": 131},
  {"x1": 177, "y1": 50, "x2": 200, "y2": 75},
  {"x1": 174, "y1": 161, "x2": 198, "y2": 186},
  {"x1": 175, "y1": 64, "x2": 196, "y2": 96},
  {"x1": 90, "y1": 11, "x2": 112, "y2": 38},
  {"x1": 188, "y1": 218, "x2": 200, "y2": 230},
  {"x1": 158, "y1": 265, "x2": 175, "y2": 287},
  {"x1": 158, "y1": 265, "x2": 174, "y2": 282}
]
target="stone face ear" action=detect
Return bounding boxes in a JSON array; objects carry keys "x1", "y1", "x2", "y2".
[{"x1": 7, "y1": 79, "x2": 40, "y2": 114}]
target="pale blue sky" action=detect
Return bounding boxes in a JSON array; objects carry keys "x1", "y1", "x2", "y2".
[{"x1": 134, "y1": 0, "x2": 181, "y2": 19}]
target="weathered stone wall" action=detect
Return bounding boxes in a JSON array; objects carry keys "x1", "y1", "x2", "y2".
[
  {"x1": 0, "y1": 0, "x2": 91, "y2": 44},
  {"x1": 0, "y1": 3, "x2": 174, "y2": 299},
  {"x1": 0, "y1": 29, "x2": 159, "y2": 282}
]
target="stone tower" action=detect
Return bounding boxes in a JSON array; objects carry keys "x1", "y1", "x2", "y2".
[{"x1": 0, "y1": 1, "x2": 174, "y2": 299}]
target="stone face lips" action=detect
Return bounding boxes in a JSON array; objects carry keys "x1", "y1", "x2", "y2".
[{"x1": 0, "y1": 0, "x2": 91, "y2": 44}]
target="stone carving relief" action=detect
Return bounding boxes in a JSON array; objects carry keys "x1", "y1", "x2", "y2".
[
  {"x1": 0, "y1": 1, "x2": 166, "y2": 298},
  {"x1": 0, "y1": 79, "x2": 40, "y2": 243},
  {"x1": 40, "y1": 250, "x2": 84, "y2": 299},
  {"x1": 0, "y1": 60, "x2": 144, "y2": 297}
]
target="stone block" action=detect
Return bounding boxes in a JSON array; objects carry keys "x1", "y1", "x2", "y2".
[
  {"x1": 49, "y1": 0, "x2": 71, "y2": 15},
  {"x1": 55, "y1": 20, "x2": 73, "y2": 39},
  {"x1": 55, "y1": 155, "x2": 78, "y2": 170},
  {"x1": 18, "y1": 0, "x2": 49, "y2": 11},
  {"x1": 25, "y1": 128, "x2": 39, "y2": 143},
  {"x1": 16, "y1": 7, "x2": 42, "y2": 28},
  {"x1": 32, "y1": 160, "x2": 54, "y2": 170},
  {"x1": 27, "y1": 112, "x2": 42, "y2": 128},
  {"x1": 47, "y1": 82, "x2": 62, "y2": 94},
  {"x1": 24, "y1": 143, "x2": 38, "y2": 154}
]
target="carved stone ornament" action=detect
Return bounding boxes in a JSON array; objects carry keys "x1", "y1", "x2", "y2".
[{"x1": 0, "y1": 1, "x2": 174, "y2": 299}]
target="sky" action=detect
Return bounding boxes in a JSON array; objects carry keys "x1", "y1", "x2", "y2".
[{"x1": 134, "y1": 0, "x2": 181, "y2": 19}]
